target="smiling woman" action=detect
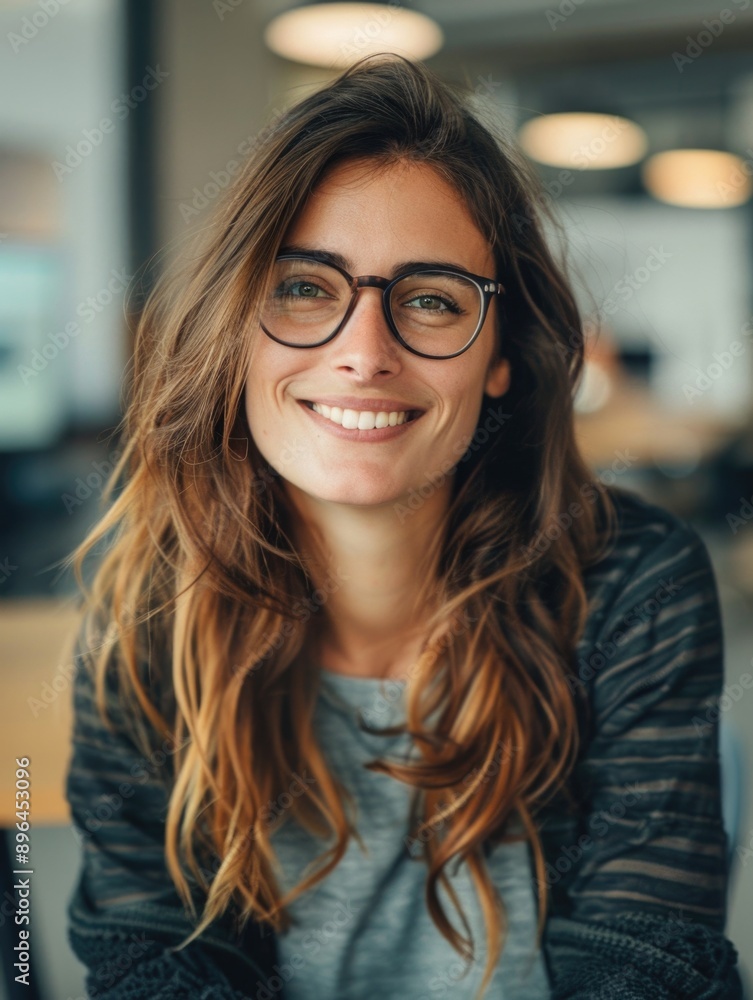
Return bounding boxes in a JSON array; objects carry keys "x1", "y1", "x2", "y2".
[
  {"x1": 245, "y1": 157, "x2": 510, "y2": 519},
  {"x1": 61, "y1": 54, "x2": 742, "y2": 1000}
]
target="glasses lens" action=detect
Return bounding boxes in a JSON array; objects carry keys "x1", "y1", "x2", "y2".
[
  {"x1": 389, "y1": 271, "x2": 483, "y2": 357},
  {"x1": 262, "y1": 258, "x2": 351, "y2": 346},
  {"x1": 261, "y1": 259, "x2": 485, "y2": 357}
]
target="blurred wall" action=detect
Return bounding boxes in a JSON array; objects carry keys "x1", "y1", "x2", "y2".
[
  {"x1": 0, "y1": 0, "x2": 128, "y2": 439},
  {"x1": 155, "y1": 0, "x2": 282, "y2": 255}
]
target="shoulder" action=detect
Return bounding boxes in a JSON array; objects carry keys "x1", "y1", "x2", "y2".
[
  {"x1": 68, "y1": 606, "x2": 175, "y2": 769},
  {"x1": 580, "y1": 484, "x2": 719, "y2": 635},
  {"x1": 575, "y1": 485, "x2": 723, "y2": 733},
  {"x1": 586, "y1": 482, "x2": 710, "y2": 575}
]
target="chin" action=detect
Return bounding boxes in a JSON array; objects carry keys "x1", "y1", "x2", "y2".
[{"x1": 301, "y1": 481, "x2": 405, "y2": 508}]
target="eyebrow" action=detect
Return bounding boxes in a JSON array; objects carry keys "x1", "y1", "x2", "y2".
[{"x1": 277, "y1": 243, "x2": 478, "y2": 277}]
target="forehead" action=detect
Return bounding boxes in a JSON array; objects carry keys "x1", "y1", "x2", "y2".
[{"x1": 282, "y1": 157, "x2": 494, "y2": 273}]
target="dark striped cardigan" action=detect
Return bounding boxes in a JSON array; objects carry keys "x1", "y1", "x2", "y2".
[{"x1": 64, "y1": 485, "x2": 744, "y2": 998}]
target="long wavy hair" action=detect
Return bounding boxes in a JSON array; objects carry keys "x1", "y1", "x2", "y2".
[{"x1": 64, "y1": 53, "x2": 618, "y2": 1000}]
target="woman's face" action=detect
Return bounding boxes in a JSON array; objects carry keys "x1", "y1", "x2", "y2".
[{"x1": 244, "y1": 157, "x2": 511, "y2": 509}]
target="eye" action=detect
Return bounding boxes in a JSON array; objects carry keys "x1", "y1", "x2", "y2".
[
  {"x1": 402, "y1": 294, "x2": 461, "y2": 314},
  {"x1": 276, "y1": 280, "x2": 330, "y2": 300}
]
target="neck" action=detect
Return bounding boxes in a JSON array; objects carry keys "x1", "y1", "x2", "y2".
[{"x1": 284, "y1": 478, "x2": 453, "y2": 680}]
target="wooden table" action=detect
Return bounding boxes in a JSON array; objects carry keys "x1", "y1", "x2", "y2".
[
  {"x1": 575, "y1": 376, "x2": 743, "y2": 469},
  {"x1": 0, "y1": 599, "x2": 82, "y2": 827},
  {"x1": 0, "y1": 599, "x2": 82, "y2": 1000}
]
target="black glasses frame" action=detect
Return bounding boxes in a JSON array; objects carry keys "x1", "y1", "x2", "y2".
[{"x1": 260, "y1": 253, "x2": 506, "y2": 360}]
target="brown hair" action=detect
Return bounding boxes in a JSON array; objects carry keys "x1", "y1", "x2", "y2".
[{"x1": 64, "y1": 52, "x2": 618, "y2": 1000}]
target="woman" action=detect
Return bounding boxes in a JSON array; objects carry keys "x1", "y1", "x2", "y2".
[{"x1": 63, "y1": 54, "x2": 743, "y2": 999}]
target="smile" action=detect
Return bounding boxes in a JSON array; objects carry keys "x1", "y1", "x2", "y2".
[
  {"x1": 299, "y1": 400, "x2": 424, "y2": 441},
  {"x1": 305, "y1": 401, "x2": 420, "y2": 429}
]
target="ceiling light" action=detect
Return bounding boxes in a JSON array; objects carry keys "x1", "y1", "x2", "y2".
[
  {"x1": 518, "y1": 112, "x2": 648, "y2": 170},
  {"x1": 642, "y1": 149, "x2": 753, "y2": 208},
  {"x1": 264, "y1": 2, "x2": 443, "y2": 68},
  {"x1": 574, "y1": 360, "x2": 614, "y2": 414}
]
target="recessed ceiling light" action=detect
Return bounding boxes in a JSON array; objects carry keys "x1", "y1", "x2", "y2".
[
  {"x1": 518, "y1": 112, "x2": 648, "y2": 170},
  {"x1": 642, "y1": 149, "x2": 752, "y2": 208},
  {"x1": 574, "y1": 360, "x2": 614, "y2": 414},
  {"x1": 264, "y1": 3, "x2": 443, "y2": 68}
]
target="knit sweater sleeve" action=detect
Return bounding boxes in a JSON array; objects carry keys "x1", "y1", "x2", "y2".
[
  {"x1": 541, "y1": 506, "x2": 744, "y2": 999},
  {"x1": 64, "y1": 615, "x2": 276, "y2": 1000}
]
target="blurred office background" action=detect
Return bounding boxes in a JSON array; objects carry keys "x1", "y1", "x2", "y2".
[{"x1": 1, "y1": 0, "x2": 753, "y2": 996}]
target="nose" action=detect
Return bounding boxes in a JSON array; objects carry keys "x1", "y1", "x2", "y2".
[{"x1": 330, "y1": 285, "x2": 402, "y2": 376}]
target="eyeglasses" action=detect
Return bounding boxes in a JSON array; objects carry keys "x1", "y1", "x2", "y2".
[{"x1": 259, "y1": 253, "x2": 506, "y2": 360}]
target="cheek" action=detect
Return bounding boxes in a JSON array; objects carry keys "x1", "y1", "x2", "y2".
[
  {"x1": 244, "y1": 336, "x2": 260, "y2": 413},
  {"x1": 440, "y1": 365, "x2": 484, "y2": 410},
  {"x1": 243, "y1": 370, "x2": 271, "y2": 443},
  {"x1": 244, "y1": 351, "x2": 302, "y2": 441},
  {"x1": 244, "y1": 341, "x2": 279, "y2": 422},
  {"x1": 445, "y1": 367, "x2": 492, "y2": 433},
  {"x1": 243, "y1": 375, "x2": 257, "y2": 426}
]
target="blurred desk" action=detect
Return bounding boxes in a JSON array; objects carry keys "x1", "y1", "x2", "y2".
[
  {"x1": 0, "y1": 600, "x2": 81, "y2": 827},
  {"x1": 575, "y1": 376, "x2": 742, "y2": 470}
]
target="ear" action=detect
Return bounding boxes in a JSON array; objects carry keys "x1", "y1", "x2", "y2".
[{"x1": 485, "y1": 356, "x2": 511, "y2": 398}]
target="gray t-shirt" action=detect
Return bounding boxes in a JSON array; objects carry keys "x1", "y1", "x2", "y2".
[{"x1": 271, "y1": 668, "x2": 552, "y2": 1000}]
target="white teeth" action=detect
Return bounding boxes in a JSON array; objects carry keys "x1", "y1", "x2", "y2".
[{"x1": 311, "y1": 402, "x2": 411, "y2": 430}]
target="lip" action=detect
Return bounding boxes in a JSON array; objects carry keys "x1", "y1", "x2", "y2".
[
  {"x1": 298, "y1": 399, "x2": 424, "y2": 441},
  {"x1": 298, "y1": 396, "x2": 425, "y2": 414}
]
